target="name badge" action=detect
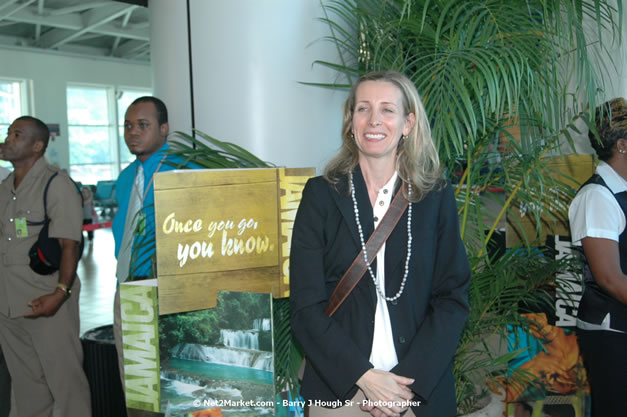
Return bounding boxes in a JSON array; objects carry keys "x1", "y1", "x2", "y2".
[{"x1": 15, "y1": 217, "x2": 28, "y2": 238}]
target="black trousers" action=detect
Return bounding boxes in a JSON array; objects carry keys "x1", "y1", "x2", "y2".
[{"x1": 577, "y1": 328, "x2": 627, "y2": 417}]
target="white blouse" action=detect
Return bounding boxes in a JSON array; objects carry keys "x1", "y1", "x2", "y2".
[{"x1": 369, "y1": 172, "x2": 400, "y2": 370}]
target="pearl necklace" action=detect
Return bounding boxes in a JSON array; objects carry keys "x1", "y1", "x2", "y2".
[{"x1": 350, "y1": 172, "x2": 412, "y2": 302}]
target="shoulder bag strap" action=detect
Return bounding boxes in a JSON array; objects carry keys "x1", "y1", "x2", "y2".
[
  {"x1": 26, "y1": 172, "x2": 59, "y2": 226},
  {"x1": 324, "y1": 187, "x2": 409, "y2": 317}
]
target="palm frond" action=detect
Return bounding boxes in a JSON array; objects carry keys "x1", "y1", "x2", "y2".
[
  {"x1": 311, "y1": 0, "x2": 620, "y2": 412},
  {"x1": 273, "y1": 298, "x2": 304, "y2": 398},
  {"x1": 168, "y1": 130, "x2": 273, "y2": 169}
]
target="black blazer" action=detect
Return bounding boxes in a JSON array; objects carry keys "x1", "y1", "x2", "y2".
[{"x1": 290, "y1": 167, "x2": 471, "y2": 417}]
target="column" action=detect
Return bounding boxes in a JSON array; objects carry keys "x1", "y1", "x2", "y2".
[{"x1": 149, "y1": 0, "x2": 347, "y2": 173}]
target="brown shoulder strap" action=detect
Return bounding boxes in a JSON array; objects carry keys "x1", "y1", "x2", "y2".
[{"x1": 324, "y1": 188, "x2": 409, "y2": 317}]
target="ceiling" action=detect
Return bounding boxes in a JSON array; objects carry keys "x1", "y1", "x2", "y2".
[{"x1": 0, "y1": 0, "x2": 151, "y2": 62}]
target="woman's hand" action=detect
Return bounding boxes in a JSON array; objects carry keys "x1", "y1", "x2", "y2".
[
  {"x1": 356, "y1": 369, "x2": 415, "y2": 417},
  {"x1": 359, "y1": 401, "x2": 387, "y2": 417}
]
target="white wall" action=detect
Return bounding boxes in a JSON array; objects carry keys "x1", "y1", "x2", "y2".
[
  {"x1": 0, "y1": 48, "x2": 151, "y2": 169},
  {"x1": 149, "y1": 0, "x2": 193, "y2": 136},
  {"x1": 150, "y1": 0, "x2": 347, "y2": 175},
  {"x1": 563, "y1": 1, "x2": 627, "y2": 155},
  {"x1": 190, "y1": 0, "x2": 347, "y2": 173}
]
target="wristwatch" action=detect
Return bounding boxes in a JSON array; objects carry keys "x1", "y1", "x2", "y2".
[{"x1": 56, "y1": 283, "x2": 72, "y2": 297}]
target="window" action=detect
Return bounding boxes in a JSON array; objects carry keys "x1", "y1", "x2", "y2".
[
  {"x1": 0, "y1": 78, "x2": 28, "y2": 168},
  {"x1": 67, "y1": 86, "x2": 112, "y2": 184},
  {"x1": 67, "y1": 85, "x2": 150, "y2": 184}
]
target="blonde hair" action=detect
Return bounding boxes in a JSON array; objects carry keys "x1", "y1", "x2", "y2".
[{"x1": 324, "y1": 71, "x2": 441, "y2": 202}]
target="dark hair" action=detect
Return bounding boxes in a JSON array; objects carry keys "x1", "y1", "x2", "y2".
[
  {"x1": 129, "y1": 96, "x2": 168, "y2": 126},
  {"x1": 15, "y1": 116, "x2": 50, "y2": 152},
  {"x1": 589, "y1": 97, "x2": 627, "y2": 161}
]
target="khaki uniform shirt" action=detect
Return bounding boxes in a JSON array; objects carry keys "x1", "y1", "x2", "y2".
[{"x1": 0, "y1": 158, "x2": 82, "y2": 318}]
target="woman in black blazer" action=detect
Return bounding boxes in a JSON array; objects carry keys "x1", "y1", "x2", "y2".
[{"x1": 290, "y1": 71, "x2": 471, "y2": 417}]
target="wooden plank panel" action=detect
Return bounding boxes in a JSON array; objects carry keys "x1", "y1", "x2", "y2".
[
  {"x1": 153, "y1": 167, "x2": 314, "y2": 314},
  {"x1": 154, "y1": 168, "x2": 276, "y2": 191},
  {"x1": 155, "y1": 178, "x2": 279, "y2": 276},
  {"x1": 506, "y1": 154, "x2": 596, "y2": 247},
  {"x1": 277, "y1": 167, "x2": 315, "y2": 297},
  {"x1": 158, "y1": 266, "x2": 280, "y2": 315}
]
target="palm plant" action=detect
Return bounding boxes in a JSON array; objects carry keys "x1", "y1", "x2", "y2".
[
  {"x1": 167, "y1": 130, "x2": 272, "y2": 169},
  {"x1": 309, "y1": 0, "x2": 621, "y2": 412}
]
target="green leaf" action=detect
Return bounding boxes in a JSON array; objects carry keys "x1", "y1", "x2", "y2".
[{"x1": 305, "y1": 0, "x2": 620, "y2": 412}]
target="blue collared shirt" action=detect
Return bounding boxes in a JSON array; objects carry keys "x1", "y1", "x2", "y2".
[{"x1": 113, "y1": 142, "x2": 188, "y2": 279}]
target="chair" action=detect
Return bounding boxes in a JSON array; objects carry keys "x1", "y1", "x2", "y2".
[{"x1": 93, "y1": 180, "x2": 117, "y2": 218}]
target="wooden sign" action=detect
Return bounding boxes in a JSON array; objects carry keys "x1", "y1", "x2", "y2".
[
  {"x1": 506, "y1": 154, "x2": 596, "y2": 247},
  {"x1": 154, "y1": 167, "x2": 314, "y2": 315}
]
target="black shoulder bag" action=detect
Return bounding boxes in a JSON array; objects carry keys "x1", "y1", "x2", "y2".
[{"x1": 27, "y1": 172, "x2": 84, "y2": 275}]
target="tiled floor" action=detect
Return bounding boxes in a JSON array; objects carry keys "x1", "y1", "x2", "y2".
[{"x1": 77, "y1": 228, "x2": 117, "y2": 336}]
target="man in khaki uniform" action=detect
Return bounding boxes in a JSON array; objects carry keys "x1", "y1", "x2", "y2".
[{"x1": 0, "y1": 116, "x2": 91, "y2": 416}]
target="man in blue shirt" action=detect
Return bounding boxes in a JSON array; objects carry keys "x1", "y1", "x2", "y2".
[{"x1": 112, "y1": 96, "x2": 186, "y2": 388}]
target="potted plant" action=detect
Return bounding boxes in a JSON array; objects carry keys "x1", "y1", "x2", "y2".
[{"x1": 307, "y1": 0, "x2": 621, "y2": 414}]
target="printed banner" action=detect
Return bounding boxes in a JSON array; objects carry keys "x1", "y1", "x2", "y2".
[
  {"x1": 123, "y1": 288, "x2": 275, "y2": 416},
  {"x1": 154, "y1": 168, "x2": 314, "y2": 315},
  {"x1": 122, "y1": 167, "x2": 314, "y2": 416},
  {"x1": 506, "y1": 313, "x2": 589, "y2": 417},
  {"x1": 504, "y1": 155, "x2": 594, "y2": 416},
  {"x1": 505, "y1": 234, "x2": 589, "y2": 416},
  {"x1": 547, "y1": 235, "x2": 582, "y2": 329},
  {"x1": 120, "y1": 279, "x2": 161, "y2": 412}
]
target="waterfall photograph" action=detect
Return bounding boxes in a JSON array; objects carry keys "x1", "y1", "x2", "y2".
[{"x1": 158, "y1": 291, "x2": 275, "y2": 416}]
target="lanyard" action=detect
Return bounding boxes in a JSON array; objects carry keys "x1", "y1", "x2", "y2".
[{"x1": 134, "y1": 155, "x2": 166, "y2": 208}]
